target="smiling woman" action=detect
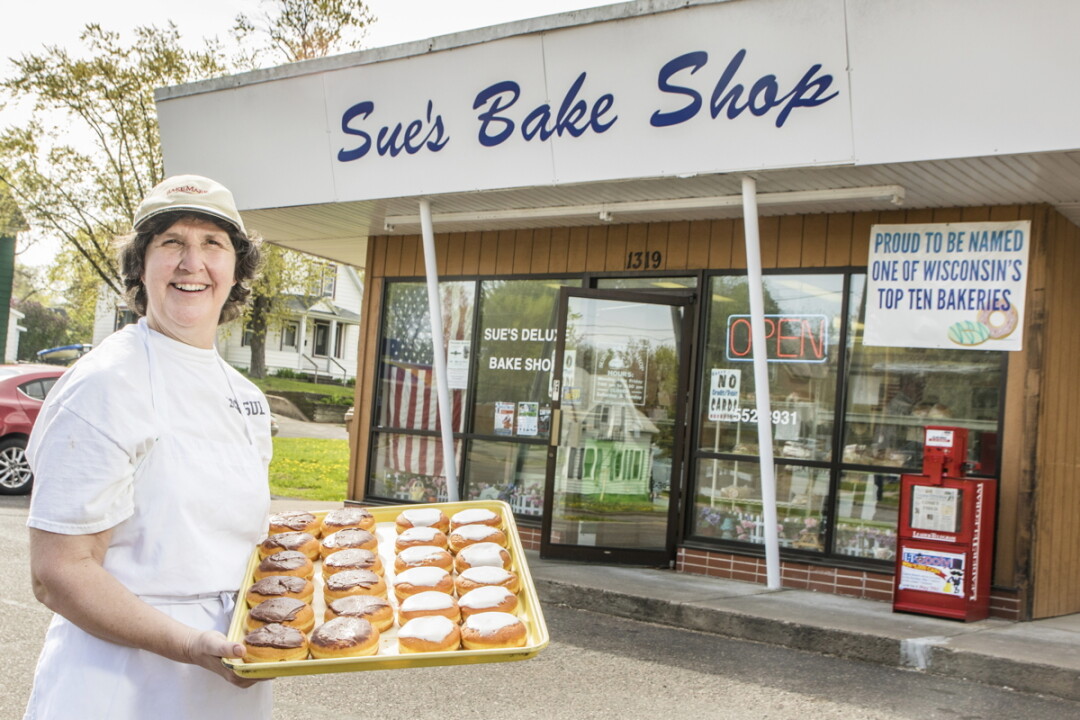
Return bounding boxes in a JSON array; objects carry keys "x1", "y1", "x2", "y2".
[{"x1": 23, "y1": 175, "x2": 277, "y2": 718}]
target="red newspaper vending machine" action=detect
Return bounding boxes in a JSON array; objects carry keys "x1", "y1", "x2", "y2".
[{"x1": 893, "y1": 426, "x2": 996, "y2": 621}]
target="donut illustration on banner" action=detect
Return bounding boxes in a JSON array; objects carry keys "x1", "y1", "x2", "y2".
[{"x1": 948, "y1": 300, "x2": 1020, "y2": 346}]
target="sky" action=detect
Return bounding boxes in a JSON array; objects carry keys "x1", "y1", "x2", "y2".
[{"x1": 1, "y1": 0, "x2": 624, "y2": 267}]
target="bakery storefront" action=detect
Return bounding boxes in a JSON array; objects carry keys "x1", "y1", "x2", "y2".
[{"x1": 156, "y1": 0, "x2": 1080, "y2": 621}]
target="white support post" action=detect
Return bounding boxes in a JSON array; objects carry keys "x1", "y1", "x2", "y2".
[
  {"x1": 741, "y1": 176, "x2": 781, "y2": 590},
  {"x1": 419, "y1": 199, "x2": 460, "y2": 502}
]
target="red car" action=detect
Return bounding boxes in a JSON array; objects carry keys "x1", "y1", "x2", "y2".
[{"x1": 0, "y1": 364, "x2": 65, "y2": 495}]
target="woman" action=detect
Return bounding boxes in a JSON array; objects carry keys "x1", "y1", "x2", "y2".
[{"x1": 24, "y1": 175, "x2": 273, "y2": 718}]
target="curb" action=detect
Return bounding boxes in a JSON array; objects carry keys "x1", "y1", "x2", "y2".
[{"x1": 533, "y1": 577, "x2": 1080, "y2": 702}]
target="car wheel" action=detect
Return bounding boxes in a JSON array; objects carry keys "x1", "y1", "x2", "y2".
[{"x1": 0, "y1": 437, "x2": 33, "y2": 495}]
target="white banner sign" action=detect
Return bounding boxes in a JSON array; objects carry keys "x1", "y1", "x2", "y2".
[{"x1": 863, "y1": 221, "x2": 1030, "y2": 351}]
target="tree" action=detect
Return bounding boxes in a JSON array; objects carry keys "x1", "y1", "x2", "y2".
[
  {"x1": 230, "y1": 0, "x2": 375, "y2": 378},
  {"x1": 234, "y1": 0, "x2": 376, "y2": 64},
  {"x1": 15, "y1": 300, "x2": 68, "y2": 361},
  {"x1": 0, "y1": 25, "x2": 229, "y2": 294},
  {"x1": 1, "y1": 1, "x2": 373, "y2": 376}
]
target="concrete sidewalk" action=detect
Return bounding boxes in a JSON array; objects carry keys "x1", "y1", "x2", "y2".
[
  {"x1": 272, "y1": 499, "x2": 1080, "y2": 702},
  {"x1": 526, "y1": 554, "x2": 1080, "y2": 702}
]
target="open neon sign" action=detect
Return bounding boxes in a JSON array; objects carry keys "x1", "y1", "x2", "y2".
[{"x1": 725, "y1": 314, "x2": 829, "y2": 364}]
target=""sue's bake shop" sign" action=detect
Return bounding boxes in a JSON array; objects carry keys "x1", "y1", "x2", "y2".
[{"x1": 863, "y1": 221, "x2": 1031, "y2": 351}]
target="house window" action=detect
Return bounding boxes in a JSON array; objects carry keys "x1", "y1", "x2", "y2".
[
  {"x1": 281, "y1": 322, "x2": 299, "y2": 350},
  {"x1": 320, "y1": 264, "x2": 337, "y2": 299},
  {"x1": 114, "y1": 309, "x2": 138, "y2": 332},
  {"x1": 313, "y1": 321, "x2": 330, "y2": 356},
  {"x1": 241, "y1": 326, "x2": 254, "y2": 347},
  {"x1": 334, "y1": 324, "x2": 345, "y2": 358}
]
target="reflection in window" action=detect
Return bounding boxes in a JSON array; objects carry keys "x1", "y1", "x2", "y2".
[
  {"x1": 843, "y1": 278, "x2": 1004, "y2": 474},
  {"x1": 472, "y1": 278, "x2": 576, "y2": 440},
  {"x1": 833, "y1": 471, "x2": 900, "y2": 561},
  {"x1": 376, "y1": 281, "x2": 474, "y2": 434},
  {"x1": 464, "y1": 441, "x2": 546, "y2": 516},
  {"x1": 692, "y1": 460, "x2": 829, "y2": 550},
  {"x1": 696, "y1": 274, "x2": 853, "y2": 462},
  {"x1": 369, "y1": 432, "x2": 460, "y2": 503}
]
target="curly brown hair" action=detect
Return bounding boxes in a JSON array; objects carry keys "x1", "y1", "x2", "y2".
[{"x1": 118, "y1": 211, "x2": 262, "y2": 324}]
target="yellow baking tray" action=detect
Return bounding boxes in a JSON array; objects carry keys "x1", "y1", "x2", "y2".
[{"x1": 224, "y1": 500, "x2": 548, "y2": 678}]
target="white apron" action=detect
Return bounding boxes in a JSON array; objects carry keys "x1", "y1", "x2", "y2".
[{"x1": 25, "y1": 325, "x2": 273, "y2": 719}]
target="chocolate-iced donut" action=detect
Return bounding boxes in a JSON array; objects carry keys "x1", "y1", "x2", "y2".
[
  {"x1": 243, "y1": 623, "x2": 308, "y2": 662},
  {"x1": 320, "y1": 528, "x2": 378, "y2": 558},
  {"x1": 268, "y1": 510, "x2": 320, "y2": 537},
  {"x1": 323, "y1": 569, "x2": 387, "y2": 601},
  {"x1": 246, "y1": 575, "x2": 314, "y2": 607},
  {"x1": 254, "y1": 550, "x2": 314, "y2": 580},
  {"x1": 325, "y1": 595, "x2": 394, "y2": 632},
  {"x1": 320, "y1": 506, "x2": 375, "y2": 535},
  {"x1": 309, "y1": 616, "x2": 380, "y2": 659},
  {"x1": 259, "y1": 531, "x2": 319, "y2": 561},
  {"x1": 322, "y1": 548, "x2": 383, "y2": 578},
  {"x1": 245, "y1": 597, "x2": 315, "y2": 634}
]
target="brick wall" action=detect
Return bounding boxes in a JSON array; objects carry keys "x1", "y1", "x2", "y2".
[{"x1": 677, "y1": 547, "x2": 1020, "y2": 620}]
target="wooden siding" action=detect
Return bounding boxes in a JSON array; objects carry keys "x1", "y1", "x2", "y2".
[
  {"x1": 350, "y1": 206, "x2": 1077, "y2": 617},
  {"x1": 1031, "y1": 208, "x2": 1080, "y2": 618}
]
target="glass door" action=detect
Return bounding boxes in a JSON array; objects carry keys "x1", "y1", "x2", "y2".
[{"x1": 541, "y1": 289, "x2": 693, "y2": 565}]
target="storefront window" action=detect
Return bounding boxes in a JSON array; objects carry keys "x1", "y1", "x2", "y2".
[
  {"x1": 832, "y1": 470, "x2": 900, "y2": 561},
  {"x1": 464, "y1": 440, "x2": 546, "y2": 516},
  {"x1": 693, "y1": 460, "x2": 830, "y2": 550},
  {"x1": 697, "y1": 274, "x2": 852, "y2": 462},
  {"x1": 472, "y1": 278, "x2": 577, "y2": 440},
  {"x1": 842, "y1": 280, "x2": 1004, "y2": 474},
  {"x1": 369, "y1": 432, "x2": 461, "y2": 502}
]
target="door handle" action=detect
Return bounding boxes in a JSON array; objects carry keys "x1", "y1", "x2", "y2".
[{"x1": 549, "y1": 409, "x2": 561, "y2": 446}]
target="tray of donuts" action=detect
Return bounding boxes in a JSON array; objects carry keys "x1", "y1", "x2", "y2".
[{"x1": 223, "y1": 500, "x2": 550, "y2": 678}]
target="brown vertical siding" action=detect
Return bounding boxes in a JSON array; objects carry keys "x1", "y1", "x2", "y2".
[
  {"x1": 530, "y1": 227, "x2": 552, "y2": 273},
  {"x1": 801, "y1": 214, "x2": 828, "y2": 268},
  {"x1": 1031, "y1": 207, "x2": 1080, "y2": 618},
  {"x1": 686, "y1": 220, "x2": 711, "y2": 269},
  {"x1": 604, "y1": 224, "x2": 628, "y2": 271},
  {"x1": 666, "y1": 221, "x2": 690, "y2": 270},
  {"x1": 585, "y1": 226, "x2": 608, "y2": 271}
]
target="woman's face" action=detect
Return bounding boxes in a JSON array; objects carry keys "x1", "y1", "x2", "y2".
[{"x1": 142, "y1": 216, "x2": 236, "y2": 348}]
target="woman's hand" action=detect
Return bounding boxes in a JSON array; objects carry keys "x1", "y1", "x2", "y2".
[
  {"x1": 30, "y1": 528, "x2": 265, "y2": 688},
  {"x1": 183, "y1": 629, "x2": 262, "y2": 688}
]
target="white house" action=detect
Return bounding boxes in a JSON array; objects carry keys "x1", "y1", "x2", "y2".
[{"x1": 93, "y1": 262, "x2": 363, "y2": 381}]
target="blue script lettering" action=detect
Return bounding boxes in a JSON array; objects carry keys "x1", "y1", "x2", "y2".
[
  {"x1": 474, "y1": 72, "x2": 617, "y2": 147},
  {"x1": 651, "y1": 49, "x2": 839, "y2": 129},
  {"x1": 337, "y1": 100, "x2": 449, "y2": 162}
]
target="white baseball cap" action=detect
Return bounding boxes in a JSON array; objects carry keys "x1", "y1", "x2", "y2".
[{"x1": 133, "y1": 174, "x2": 247, "y2": 234}]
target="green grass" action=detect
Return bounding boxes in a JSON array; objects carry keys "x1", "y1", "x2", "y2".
[
  {"x1": 270, "y1": 437, "x2": 350, "y2": 501},
  {"x1": 250, "y1": 376, "x2": 356, "y2": 402}
]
